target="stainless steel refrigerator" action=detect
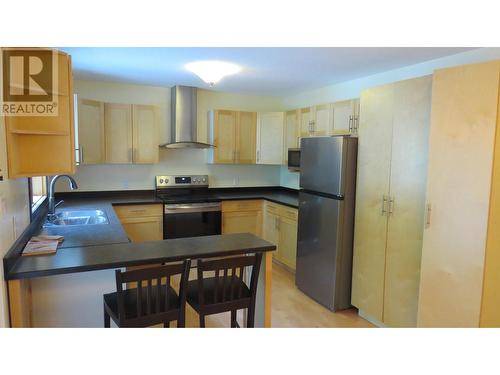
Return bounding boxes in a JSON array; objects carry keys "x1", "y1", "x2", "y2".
[{"x1": 296, "y1": 136, "x2": 358, "y2": 311}]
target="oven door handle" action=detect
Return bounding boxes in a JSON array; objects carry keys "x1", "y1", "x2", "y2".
[{"x1": 164, "y1": 203, "x2": 222, "y2": 214}]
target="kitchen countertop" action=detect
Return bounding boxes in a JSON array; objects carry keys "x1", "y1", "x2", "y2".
[
  {"x1": 4, "y1": 186, "x2": 296, "y2": 281},
  {"x1": 6, "y1": 233, "x2": 275, "y2": 280}
]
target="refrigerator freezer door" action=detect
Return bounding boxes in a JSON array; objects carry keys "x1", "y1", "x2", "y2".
[
  {"x1": 299, "y1": 136, "x2": 344, "y2": 196},
  {"x1": 296, "y1": 191, "x2": 341, "y2": 310}
]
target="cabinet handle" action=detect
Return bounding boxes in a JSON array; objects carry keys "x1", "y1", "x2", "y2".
[
  {"x1": 381, "y1": 195, "x2": 388, "y2": 216},
  {"x1": 425, "y1": 203, "x2": 432, "y2": 228},
  {"x1": 296, "y1": 136, "x2": 301, "y2": 147},
  {"x1": 349, "y1": 116, "x2": 353, "y2": 132},
  {"x1": 388, "y1": 196, "x2": 394, "y2": 215},
  {"x1": 354, "y1": 116, "x2": 359, "y2": 132}
]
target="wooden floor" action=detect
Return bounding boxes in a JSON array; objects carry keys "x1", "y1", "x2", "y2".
[{"x1": 179, "y1": 262, "x2": 373, "y2": 328}]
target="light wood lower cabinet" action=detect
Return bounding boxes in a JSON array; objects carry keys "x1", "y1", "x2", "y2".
[
  {"x1": 263, "y1": 202, "x2": 298, "y2": 271},
  {"x1": 114, "y1": 204, "x2": 163, "y2": 242},
  {"x1": 221, "y1": 200, "x2": 262, "y2": 236}
]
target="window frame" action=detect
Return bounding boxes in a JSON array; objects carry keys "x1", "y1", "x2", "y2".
[{"x1": 28, "y1": 176, "x2": 48, "y2": 221}]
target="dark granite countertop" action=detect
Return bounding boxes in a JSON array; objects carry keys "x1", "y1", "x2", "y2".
[
  {"x1": 6, "y1": 233, "x2": 275, "y2": 280},
  {"x1": 4, "y1": 186, "x2": 295, "y2": 281}
]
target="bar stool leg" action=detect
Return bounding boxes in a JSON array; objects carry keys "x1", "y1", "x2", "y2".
[
  {"x1": 199, "y1": 315, "x2": 205, "y2": 328},
  {"x1": 231, "y1": 310, "x2": 237, "y2": 328},
  {"x1": 164, "y1": 321, "x2": 170, "y2": 328},
  {"x1": 247, "y1": 306, "x2": 255, "y2": 328}
]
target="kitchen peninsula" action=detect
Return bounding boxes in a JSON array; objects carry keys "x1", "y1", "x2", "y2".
[{"x1": 3, "y1": 187, "x2": 299, "y2": 327}]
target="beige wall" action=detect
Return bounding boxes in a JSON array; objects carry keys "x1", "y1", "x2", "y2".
[
  {"x1": 61, "y1": 80, "x2": 285, "y2": 192},
  {"x1": 0, "y1": 116, "x2": 30, "y2": 327}
]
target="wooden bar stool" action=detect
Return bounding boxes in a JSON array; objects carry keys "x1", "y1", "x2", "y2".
[
  {"x1": 187, "y1": 253, "x2": 263, "y2": 328},
  {"x1": 103, "y1": 260, "x2": 191, "y2": 328}
]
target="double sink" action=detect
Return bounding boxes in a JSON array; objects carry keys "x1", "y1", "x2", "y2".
[{"x1": 43, "y1": 209, "x2": 109, "y2": 227}]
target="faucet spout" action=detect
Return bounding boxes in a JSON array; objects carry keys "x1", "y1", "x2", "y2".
[{"x1": 48, "y1": 175, "x2": 78, "y2": 217}]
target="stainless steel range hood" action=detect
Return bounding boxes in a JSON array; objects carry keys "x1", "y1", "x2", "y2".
[{"x1": 160, "y1": 85, "x2": 213, "y2": 149}]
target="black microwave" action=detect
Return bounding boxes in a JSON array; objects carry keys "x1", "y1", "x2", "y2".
[{"x1": 287, "y1": 148, "x2": 300, "y2": 171}]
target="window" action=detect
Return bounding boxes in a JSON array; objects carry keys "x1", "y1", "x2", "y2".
[{"x1": 30, "y1": 176, "x2": 48, "y2": 213}]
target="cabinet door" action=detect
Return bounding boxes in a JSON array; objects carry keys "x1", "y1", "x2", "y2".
[
  {"x1": 263, "y1": 209, "x2": 281, "y2": 261},
  {"x1": 418, "y1": 62, "x2": 500, "y2": 327},
  {"x1": 222, "y1": 211, "x2": 262, "y2": 237},
  {"x1": 120, "y1": 216, "x2": 163, "y2": 242},
  {"x1": 332, "y1": 100, "x2": 355, "y2": 135},
  {"x1": 104, "y1": 103, "x2": 133, "y2": 164},
  {"x1": 351, "y1": 83, "x2": 394, "y2": 322},
  {"x1": 78, "y1": 99, "x2": 105, "y2": 164},
  {"x1": 284, "y1": 110, "x2": 300, "y2": 163},
  {"x1": 312, "y1": 104, "x2": 333, "y2": 136},
  {"x1": 278, "y1": 215, "x2": 298, "y2": 270},
  {"x1": 213, "y1": 110, "x2": 237, "y2": 163},
  {"x1": 257, "y1": 112, "x2": 284, "y2": 165},
  {"x1": 383, "y1": 76, "x2": 432, "y2": 327},
  {"x1": 236, "y1": 111, "x2": 257, "y2": 164},
  {"x1": 132, "y1": 104, "x2": 159, "y2": 164},
  {"x1": 300, "y1": 108, "x2": 313, "y2": 137}
]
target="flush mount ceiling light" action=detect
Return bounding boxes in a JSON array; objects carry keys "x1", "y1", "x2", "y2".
[{"x1": 185, "y1": 61, "x2": 241, "y2": 87}]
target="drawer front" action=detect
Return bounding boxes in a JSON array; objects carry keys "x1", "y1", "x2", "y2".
[
  {"x1": 280, "y1": 206, "x2": 298, "y2": 221},
  {"x1": 265, "y1": 201, "x2": 280, "y2": 215},
  {"x1": 114, "y1": 203, "x2": 163, "y2": 218},
  {"x1": 222, "y1": 200, "x2": 263, "y2": 212}
]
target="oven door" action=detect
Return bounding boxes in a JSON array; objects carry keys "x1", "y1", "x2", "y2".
[{"x1": 163, "y1": 202, "x2": 222, "y2": 239}]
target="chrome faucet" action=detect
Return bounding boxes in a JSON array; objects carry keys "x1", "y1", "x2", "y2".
[{"x1": 47, "y1": 175, "x2": 78, "y2": 218}]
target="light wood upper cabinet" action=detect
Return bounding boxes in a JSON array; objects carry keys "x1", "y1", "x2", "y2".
[
  {"x1": 208, "y1": 110, "x2": 256, "y2": 164},
  {"x1": 132, "y1": 104, "x2": 159, "y2": 164},
  {"x1": 332, "y1": 99, "x2": 359, "y2": 135},
  {"x1": 352, "y1": 76, "x2": 432, "y2": 327},
  {"x1": 77, "y1": 101, "x2": 159, "y2": 165},
  {"x1": 284, "y1": 110, "x2": 300, "y2": 164},
  {"x1": 312, "y1": 104, "x2": 333, "y2": 136},
  {"x1": 104, "y1": 103, "x2": 133, "y2": 164},
  {"x1": 212, "y1": 110, "x2": 237, "y2": 164},
  {"x1": 300, "y1": 107, "x2": 313, "y2": 137},
  {"x1": 256, "y1": 112, "x2": 284, "y2": 165},
  {"x1": 418, "y1": 61, "x2": 500, "y2": 328},
  {"x1": 3, "y1": 49, "x2": 75, "y2": 178},
  {"x1": 236, "y1": 111, "x2": 257, "y2": 164},
  {"x1": 77, "y1": 98, "x2": 104, "y2": 164}
]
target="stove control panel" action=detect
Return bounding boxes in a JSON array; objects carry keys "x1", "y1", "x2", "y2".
[{"x1": 156, "y1": 175, "x2": 209, "y2": 188}]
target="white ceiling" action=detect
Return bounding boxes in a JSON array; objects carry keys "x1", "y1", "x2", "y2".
[{"x1": 61, "y1": 47, "x2": 476, "y2": 96}]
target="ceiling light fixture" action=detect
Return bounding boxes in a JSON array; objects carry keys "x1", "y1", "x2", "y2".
[{"x1": 185, "y1": 60, "x2": 241, "y2": 87}]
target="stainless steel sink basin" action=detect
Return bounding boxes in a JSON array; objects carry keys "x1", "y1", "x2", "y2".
[{"x1": 43, "y1": 209, "x2": 109, "y2": 227}]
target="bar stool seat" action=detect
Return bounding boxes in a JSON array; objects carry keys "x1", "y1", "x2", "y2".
[
  {"x1": 186, "y1": 277, "x2": 251, "y2": 311},
  {"x1": 186, "y1": 253, "x2": 262, "y2": 328},
  {"x1": 103, "y1": 260, "x2": 190, "y2": 328},
  {"x1": 104, "y1": 285, "x2": 180, "y2": 321}
]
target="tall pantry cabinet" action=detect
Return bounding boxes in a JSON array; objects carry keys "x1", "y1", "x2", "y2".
[
  {"x1": 418, "y1": 61, "x2": 500, "y2": 327},
  {"x1": 351, "y1": 75, "x2": 432, "y2": 327}
]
